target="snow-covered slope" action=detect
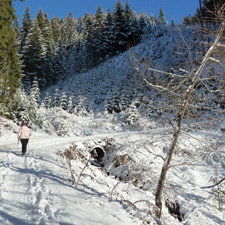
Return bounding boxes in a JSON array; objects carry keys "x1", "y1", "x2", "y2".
[
  {"x1": 42, "y1": 25, "x2": 195, "y2": 114},
  {"x1": 0, "y1": 112, "x2": 224, "y2": 224}
]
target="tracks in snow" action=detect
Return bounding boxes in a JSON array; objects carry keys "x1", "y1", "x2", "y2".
[
  {"x1": 0, "y1": 146, "x2": 61, "y2": 224},
  {"x1": 24, "y1": 149, "x2": 56, "y2": 224}
]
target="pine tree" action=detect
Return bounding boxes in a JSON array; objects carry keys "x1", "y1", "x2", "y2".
[
  {"x1": 18, "y1": 94, "x2": 30, "y2": 125},
  {"x1": 53, "y1": 40, "x2": 67, "y2": 82},
  {"x1": 101, "y1": 9, "x2": 114, "y2": 58},
  {"x1": 105, "y1": 94, "x2": 113, "y2": 114},
  {"x1": 22, "y1": 17, "x2": 46, "y2": 87},
  {"x1": 92, "y1": 5, "x2": 105, "y2": 65},
  {"x1": 50, "y1": 17, "x2": 61, "y2": 45},
  {"x1": 120, "y1": 88, "x2": 130, "y2": 111},
  {"x1": 64, "y1": 12, "x2": 76, "y2": 46},
  {"x1": 10, "y1": 89, "x2": 30, "y2": 125},
  {"x1": 43, "y1": 91, "x2": 52, "y2": 109},
  {"x1": 20, "y1": 6, "x2": 33, "y2": 53},
  {"x1": 29, "y1": 77, "x2": 40, "y2": 106},
  {"x1": 67, "y1": 96, "x2": 74, "y2": 113},
  {"x1": 137, "y1": 11, "x2": 149, "y2": 42},
  {"x1": 28, "y1": 77, "x2": 43, "y2": 126},
  {"x1": 129, "y1": 13, "x2": 140, "y2": 46},
  {"x1": 0, "y1": 0, "x2": 23, "y2": 111},
  {"x1": 83, "y1": 13, "x2": 94, "y2": 68},
  {"x1": 74, "y1": 97, "x2": 87, "y2": 116},
  {"x1": 113, "y1": 0, "x2": 127, "y2": 53},
  {"x1": 111, "y1": 89, "x2": 121, "y2": 113},
  {"x1": 60, "y1": 92, "x2": 68, "y2": 110},
  {"x1": 41, "y1": 12, "x2": 55, "y2": 86},
  {"x1": 53, "y1": 88, "x2": 60, "y2": 107},
  {"x1": 125, "y1": 103, "x2": 139, "y2": 125},
  {"x1": 158, "y1": 7, "x2": 167, "y2": 26},
  {"x1": 124, "y1": 0, "x2": 133, "y2": 45}
]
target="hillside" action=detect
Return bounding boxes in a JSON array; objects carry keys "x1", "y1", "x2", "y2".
[{"x1": 0, "y1": 23, "x2": 225, "y2": 225}]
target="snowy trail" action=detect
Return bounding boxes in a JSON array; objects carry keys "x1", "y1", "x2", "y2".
[{"x1": 0, "y1": 130, "x2": 157, "y2": 225}]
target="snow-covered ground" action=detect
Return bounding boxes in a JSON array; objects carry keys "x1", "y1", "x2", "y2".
[{"x1": 0, "y1": 115, "x2": 224, "y2": 225}]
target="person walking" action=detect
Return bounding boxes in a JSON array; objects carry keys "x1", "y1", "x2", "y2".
[{"x1": 18, "y1": 122, "x2": 31, "y2": 156}]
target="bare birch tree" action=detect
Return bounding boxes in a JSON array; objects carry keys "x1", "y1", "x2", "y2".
[{"x1": 132, "y1": 6, "x2": 225, "y2": 219}]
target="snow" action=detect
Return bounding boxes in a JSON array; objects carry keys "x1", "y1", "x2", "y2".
[
  {"x1": 1, "y1": 20, "x2": 225, "y2": 225},
  {"x1": 0, "y1": 114, "x2": 224, "y2": 225}
]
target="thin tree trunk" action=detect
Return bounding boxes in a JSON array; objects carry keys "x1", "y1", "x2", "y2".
[{"x1": 155, "y1": 19, "x2": 225, "y2": 219}]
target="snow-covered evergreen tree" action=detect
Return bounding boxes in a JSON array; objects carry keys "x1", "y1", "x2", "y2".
[
  {"x1": 92, "y1": 5, "x2": 105, "y2": 64},
  {"x1": 158, "y1": 7, "x2": 167, "y2": 26},
  {"x1": 74, "y1": 97, "x2": 87, "y2": 116},
  {"x1": 43, "y1": 91, "x2": 52, "y2": 109},
  {"x1": 29, "y1": 77, "x2": 40, "y2": 106},
  {"x1": 120, "y1": 88, "x2": 130, "y2": 111},
  {"x1": 53, "y1": 88, "x2": 60, "y2": 107},
  {"x1": 124, "y1": 103, "x2": 139, "y2": 125},
  {"x1": 67, "y1": 96, "x2": 74, "y2": 113},
  {"x1": 60, "y1": 92, "x2": 68, "y2": 110},
  {"x1": 19, "y1": 6, "x2": 33, "y2": 54},
  {"x1": 22, "y1": 17, "x2": 46, "y2": 88},
  {"x1": 10, "y1": 90, "x2": 30, "y2": 126},
  {"x1": 112, "y1": 0, "x2": 127, "y2": 54},
  {"x1": 101, "y1": 9, "x2": 114, "y2": 59},
  {"x1": 28, "y1": 78, "x2": 43, "y2": 127},
  {"x1": 111, "y1": 89, "x2": 121, "y2": 113}
]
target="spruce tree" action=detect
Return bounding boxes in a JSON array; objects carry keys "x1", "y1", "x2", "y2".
[
  {"x1": 22, "y1": 17, "x2": 46, "y2": 87},
  {"x1": 158, "y1": 7, "x2": 167, "y2": 26},
  {"x1": 124, "y1": 0, "x2": 133, "y2": 45},
  {"x1": 60, "y1": 92, "x2": 68, "y2": 110},
  {"x1": 113, "y1": 0, "x2": 127, "y2": 53},
  {"x1": 36, "y1": 9, "x2": 45, "y2": 32},
  {"x1": 101, "y1": 9, "x2": 114, "y2": 58},
  {"x1": 67, "y1": 96, "x2": 73, "y2": 113},
  {"x1": 64, "y1": 12, "x2": 76, "y2": 46},
  {"x1": 129, "y1": 13, "x2": 140, "y2": 46},
  {"x1": 50, "y1": 17, "x2": 61, "y2": 45},
  {"x1": 92, "y1": 5, "x2": 105, "y2": 64},
  {"x1": 0, "y1": 0, "x2": 23, "y2": 111},
  {"x1": 20, "y1": 6, "x2": 33, "y2": 53},
  {"x1": 138, "y1": 11, "x2": 149, "y2": 42},
  {"x1": 10, "y1": 89, "x2": 29, "y2": 125},
  {"x1": 53, "y1": 88, "x2": 60, "y2": 107},
  {"x1": 43, "y1": 91, "x2": 52, "y2": 109},
  {"x1": 29, "y1": 77, "x2": 40, "y2": 106},
  {"x1": 83, "y1": 13, "x2": 94, "y2": 68}
]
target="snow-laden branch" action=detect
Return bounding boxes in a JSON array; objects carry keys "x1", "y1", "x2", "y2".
[
  {"x1": 209, "y1": 57, "x2": 221, "y2": 63},
  {"x1": 217, "y1": 43, "x2": 225, "y2": 47}
]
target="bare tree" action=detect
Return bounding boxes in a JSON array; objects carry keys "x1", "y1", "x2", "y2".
[{"x1": 132, "y1": 6, "x2": 225, "y2": 219}]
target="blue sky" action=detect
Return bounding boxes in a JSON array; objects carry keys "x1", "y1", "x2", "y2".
[{"x1": 14, "y1": 0, "x2": 199, "y2": 24}]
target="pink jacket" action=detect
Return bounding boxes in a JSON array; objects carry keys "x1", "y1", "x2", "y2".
[{"x1": 18, "y1": 126, "x2": 31, "y2": 140}]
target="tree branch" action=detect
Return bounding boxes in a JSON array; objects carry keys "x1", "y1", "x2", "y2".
[{"x1": 201, "y1": 177, "x2": 225, "y2": 189}]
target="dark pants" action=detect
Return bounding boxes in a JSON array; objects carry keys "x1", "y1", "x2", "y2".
[{"x1": 20, "y1": 139, "x2": 29, "y2": 155}]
